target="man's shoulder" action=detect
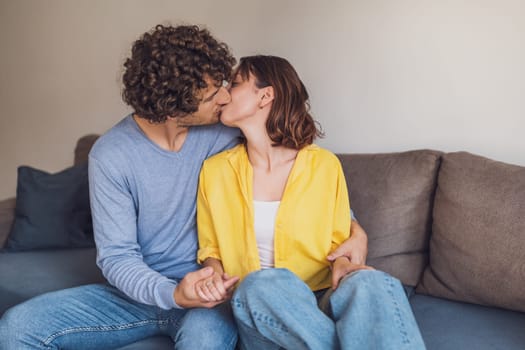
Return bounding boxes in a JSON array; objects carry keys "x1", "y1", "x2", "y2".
[
  {"x1": 190, "y1": 124, "x2": 240, "y2": 142},
  {"x1": 89, "y1": 115, "x2": 136, "y2": 161},
  {"x1": 189, "y1": 124, "x2": 240, "y2": 157}
]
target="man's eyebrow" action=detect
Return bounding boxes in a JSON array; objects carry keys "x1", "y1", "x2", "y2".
[{"x1": 202, "y1": 87, "x2": 221, "y2": 102}]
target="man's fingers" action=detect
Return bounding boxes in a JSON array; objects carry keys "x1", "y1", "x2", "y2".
[
  {"x1": 348, "y1": 254, "x2": 366, "y2": 266},
  {"x1": 327, "y1": 247, "x2": 346, "y2": 262},
  {"x1": 332, "y1": 272, "x2": 342, "y2": 290},
  {"x1": 190, "y1": 266, "x2": 214, "y2": 282}
]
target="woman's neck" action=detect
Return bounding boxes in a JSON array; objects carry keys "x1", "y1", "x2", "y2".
[
  {"x1": 246, "y1": 140, "x2": 298, "y2": 172},
  {"x1": 240, "y1": 122, "x2": 297, "y2": 171}
]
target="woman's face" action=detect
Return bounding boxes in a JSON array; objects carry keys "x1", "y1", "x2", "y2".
[{"x1": 219, "y1": 72, "x2": 264, "y2": 127}]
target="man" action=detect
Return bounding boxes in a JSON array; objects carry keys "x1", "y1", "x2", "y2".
[{"x1": 0, "y1": 24, "x2": 368, "y2": 349}]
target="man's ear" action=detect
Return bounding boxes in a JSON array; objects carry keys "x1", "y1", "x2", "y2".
[{"x1": 259, "y1": 86, "x2": 274, "y2": 108}]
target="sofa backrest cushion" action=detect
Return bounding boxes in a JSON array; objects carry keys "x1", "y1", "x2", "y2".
[
  {"x1": 0, "y1": 197, "x2": 16, "y2": 248},
  {"x1": 74, "y1": 134, "x2": 99, "y2": 165},
  {"x1": 338, "y1": 150, "x2": 442, "y2": 286},
  {"x1": 416, "y1": 152, "x2": 525, "y2": 312}
]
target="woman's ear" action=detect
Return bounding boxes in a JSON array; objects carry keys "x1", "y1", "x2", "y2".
[{"x1": 259, "y1": 86, "x2": 274, "y2": 108}]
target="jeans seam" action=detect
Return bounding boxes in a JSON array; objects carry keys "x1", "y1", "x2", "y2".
[
  {"x1": 42, "y1": 319, "x2": 162, "y2": 346},
  {"x1": 385, "y1": 274, "x2": 411, "y2": 345},
  {"x1": 232, "y1": 297, "x2": 289, "y2": 335}
]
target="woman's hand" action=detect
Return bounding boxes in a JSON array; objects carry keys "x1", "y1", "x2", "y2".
[{"x1": 331, "y1": 257, "x2": 374, "y2": 289}]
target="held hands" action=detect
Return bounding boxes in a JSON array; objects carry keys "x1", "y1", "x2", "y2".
[
  {"x1": 173, "y1": 267, "x2": 239, "y2": 309},
  {"x1": 196, "y1": 271, "x2": 238, "y2": 303}
]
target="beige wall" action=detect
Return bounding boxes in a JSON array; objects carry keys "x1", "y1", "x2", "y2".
[{"x1": 1, "y1": 0, "x2": 524, "y2": 198}]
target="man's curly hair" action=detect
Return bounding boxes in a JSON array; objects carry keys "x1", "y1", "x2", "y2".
[{"x1": 122, "y1": 25, "x2": 236, "y2": 123}]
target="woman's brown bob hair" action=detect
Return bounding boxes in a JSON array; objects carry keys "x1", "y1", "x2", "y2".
[{"x1": 234, "y1": 55, "x2": 323, "y2": 149}]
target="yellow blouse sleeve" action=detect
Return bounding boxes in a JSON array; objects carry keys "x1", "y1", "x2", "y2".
[
  {"x1": 330, "y1": 158, "x2": 351, "y2": 252},
  {"x1": 196, "y1": 164, "x2": 222, "y2": 264}
]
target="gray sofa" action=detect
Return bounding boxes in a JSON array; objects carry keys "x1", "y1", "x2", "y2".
[{"x1": 1, "y1": 135, "x2": 524, "y2": 349}]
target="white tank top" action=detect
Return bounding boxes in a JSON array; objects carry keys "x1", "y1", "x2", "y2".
[{"x1": 253, "y1": 200, "x2": 280, "y2": 269}]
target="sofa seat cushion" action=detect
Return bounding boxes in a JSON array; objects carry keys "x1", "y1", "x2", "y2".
[
  {"x1": 0, "y1": 248, "x2": 104, "y2": 315},
  {"x1": 410, "y1": 294, "x2": 525, "y2": 350},
  {"x1": 338, "y1": 150, "x2": 442, "y2": 286},
  {"x1": 417, "y1": 152, "x2": 525, "y2": 312},
  {"x1": 116, "y1": 336, "x2": 173, "y2": 350}
]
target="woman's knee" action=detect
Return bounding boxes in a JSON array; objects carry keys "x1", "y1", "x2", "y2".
[
  {"x1": 337, "y1": 269, "x2": 400, "y2": 293},
  {"x1": 233, "y1": 268, "x2": 302, "y2": 300}
]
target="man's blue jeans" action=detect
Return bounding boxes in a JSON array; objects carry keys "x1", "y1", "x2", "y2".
[
  {"x1": 232, "y1": 268, "x2": 426, "y2": 350},
  {"x1": 0, "y1": 283, "x2": 237, "y2": 349}
]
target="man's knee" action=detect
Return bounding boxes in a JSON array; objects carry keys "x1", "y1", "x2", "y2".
[{"x1": 0, "y1": 302, "x2": 38, "y2": 347}]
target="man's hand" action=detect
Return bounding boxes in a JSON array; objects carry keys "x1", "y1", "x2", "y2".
[
  {"x1": 196, "y1": 272, "x2": 238, "y2": 303},
  {"x1": 327, "y1": 220, "x2": 368, "y2": 265},
  {"x1": 173, "y1": 267, "x2": 239, "y2": 308},
  {"x1": 331, "y1": 256, "x2": 374, "y2": 289}
]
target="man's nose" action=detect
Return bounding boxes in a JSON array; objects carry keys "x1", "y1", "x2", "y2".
[{"x1": 216, "y1": 86, "x2": 231, "y2": 105}]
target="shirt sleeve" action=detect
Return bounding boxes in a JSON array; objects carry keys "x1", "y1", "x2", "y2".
[
  {"x1": 196, "y1": 162, "x2": 222, "y2": 264},
  {"x1": 331, "y1": 158, "x2": 352, "y2": 251},
  {"x1": 207, "y1": 125, "x2": 240, "y2": 157},
  {"x1": 89, "y1": 155, "x2": 181, "y2": 310}
]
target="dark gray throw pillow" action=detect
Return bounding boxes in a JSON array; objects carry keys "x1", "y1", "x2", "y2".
[{"x1": 6, "y1": 164, "x2": 94, "y2": 251}]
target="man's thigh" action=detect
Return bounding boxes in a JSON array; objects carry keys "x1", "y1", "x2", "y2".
[{"x1": 0, "y1": 283, "x2": 186, "y2": 350}]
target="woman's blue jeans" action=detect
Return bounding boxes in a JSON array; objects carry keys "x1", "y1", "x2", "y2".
[
  {"x1": 0, "y1": 283, "x2": 237, "y2": 349},
  {"x1": 232, "y1": 268, "x2": 426, "y2": 350}
]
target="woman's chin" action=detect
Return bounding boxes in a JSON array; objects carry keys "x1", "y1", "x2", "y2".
[{"x1": 219, "y1": 115, "x2": 235, "y2": 127}]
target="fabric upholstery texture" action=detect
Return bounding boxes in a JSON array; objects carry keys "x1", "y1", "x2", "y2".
[
  {"x1": 74, "y1": 134, "x2": 99, "y2": 165},
  {"x1": 0, "y1": 198, "x2": 16, "y2": 249},
  {"x1": 417, "y1": 152, "x2": 525, "y2": 312},
  {"x1": 0, "y1": 248, "x2": 104, "y2": 315},
  {"x1": 337, "y1": 150, "x2": 442, "y2": 286},
  {"x1": 6, "y1": 164, "x2": 94, "y2": 251},
  {"x1": 410, "y1": 294, "x2": 525, "y2": 350}
]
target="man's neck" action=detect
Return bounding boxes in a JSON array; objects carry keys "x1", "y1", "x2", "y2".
[{"x1": 133, "y1": 115, "x2": 189, "y2": 152}]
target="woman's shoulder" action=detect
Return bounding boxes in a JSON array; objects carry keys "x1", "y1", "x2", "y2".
[{"x1": 301, "y1": 144, "x2": 341, "y2": 166}]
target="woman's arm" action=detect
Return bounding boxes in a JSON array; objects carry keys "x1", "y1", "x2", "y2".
[{"x1": 196, "y1": 167, "x2": 239, "y2": 302}]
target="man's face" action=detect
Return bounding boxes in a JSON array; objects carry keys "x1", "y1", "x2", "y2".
[{"x1": 176, "y1": 77, "x2": 231, "y2": 127}]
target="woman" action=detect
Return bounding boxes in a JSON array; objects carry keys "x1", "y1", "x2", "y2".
[{"x1": 196, "y1": 55, "x2": 425, "y2": 349}]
